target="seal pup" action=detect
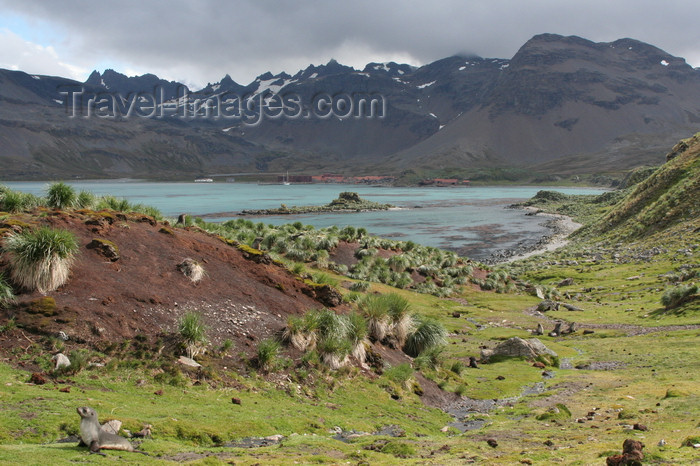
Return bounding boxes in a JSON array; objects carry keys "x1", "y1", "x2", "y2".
[{"x1": 76, "y1": 406, "x2": 148, "y2": 455}]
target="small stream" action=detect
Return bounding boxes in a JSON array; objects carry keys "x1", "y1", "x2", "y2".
[{"x1": 446, "y1": 381, "x2": 548, "y2": 432}]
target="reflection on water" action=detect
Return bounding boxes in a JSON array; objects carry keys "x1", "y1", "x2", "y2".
[{"x1": 3, "y1": 181, "x2": 606, "y2": 260}]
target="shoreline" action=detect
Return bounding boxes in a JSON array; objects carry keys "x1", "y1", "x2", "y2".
[{"x1": 486, "y1": 207, "x2": 582, "y2": 264}]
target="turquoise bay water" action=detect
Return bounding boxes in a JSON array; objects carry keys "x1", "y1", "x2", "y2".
[{"x1": 3, "y1": 181, "x2": 606, "y2": 260}]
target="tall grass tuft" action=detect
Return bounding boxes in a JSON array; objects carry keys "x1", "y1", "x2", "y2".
[
  {"x1": 403, "y1": 315, "x2": 447, "y2": 357},
  {"x1": 311, "y1": 272, "x2": 339, "y2": 287},
  {"x1": 347, "y1": 311, "x2": 369, "y2": 362},
  {"x1": 76, "y1": 190, "x2": 96, "y2": 209},
  {"x1": 358, "y1": 294, "x2": 390, "y2": 342},
  {"x1": 255, "y1": 338, "x2": 280, "y2": 371},
  {"x1": 0, "y1": 190, "x2": 41, "y2": 213},
  {"x1": 316, "y1": 308, "x2": 350, "y2": 341},
  {"x1": 0, "y1": 273, "x2": 16, "y2": 307},
  {"x1": 96, "y1": 196, "x2": 131, "y2": 212},
  {"x1": 316, "y1": 336, "x2": 351, "y2": 370},
  {"x1": 5, "y1": 226, "x2": 79, "y2": 293},
  {"x1": 177, "y1": 311, "x2": 208, "y2": 358},
  {"x1": 383, "y1": 293, "x2": 413, "y2": 346},
  {"x1": 413, "y1": 346, "x2": 445, "y2": 371},
  {"x1": 661, "y1": 284, "x2": 698, "y2": 309},
  {"x1": 349, "y1": 281, "x2": 370, "y2": 292},
  {"x1": 282, "y1": 312, "x2": 319, "y2": 351},
  {"x1": 46, "y1": 182, "x2": 77, "y2": 209}
]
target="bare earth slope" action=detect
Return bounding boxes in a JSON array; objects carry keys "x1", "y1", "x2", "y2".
[{"x1": 1, "y1": 209, "x2": 327, "y2": 347}]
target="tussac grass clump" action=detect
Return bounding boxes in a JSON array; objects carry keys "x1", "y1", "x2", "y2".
[
  {"x1": 255, "y1": 338, "x2": 281, "y2": 371},
  {"x1": 0, "y1": 190, "x2": 42, "y2": 213},
  {"x1": 358, "y1": 294, "x2": 391, "y2": 342},
  {"x1": 661, "y1": 284, "x2": 698, "y2": 309},
  {"x1": 177, "y1": 311, "x2": 208, "y2": 358},
  {"x1": 4, "y1": 226, "x2": 79, "y2": 293},
  {"x1": 283, "y1": 308, "x2": 370, "y2": 367},
  {"x1": 413, "y1": 346, "x2": 445, "y2": 371},
  {"x1": 45, "y1": 182, "x2": 77, "y2": 210},
  {"x1": 384, "y1": 293, "x2": 414, "y2": 347},
  {"x1": 196, "y1": 214, "x2": 473, "y2": 297},
  {"x1": 0, "y1": 273, "x2": 15, "y2": 307},
  {"x1": 75, "y1": 190, "x2": 96, "y2": 209},
  {"x1": 347, "y1": 311, "x2": 369, "y2": 362},
  {"x1": 403, "y1": 315, "x2": 447, "y2": 357}
]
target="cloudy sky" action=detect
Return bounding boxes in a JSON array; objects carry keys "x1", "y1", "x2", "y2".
[{"x1": 0, "y1": 0, "x2": 698, "y2": 89}]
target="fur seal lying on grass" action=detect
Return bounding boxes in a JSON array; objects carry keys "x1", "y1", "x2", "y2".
[{"x1": 76, "y1": 406, "x2": 148, "y2": 456}]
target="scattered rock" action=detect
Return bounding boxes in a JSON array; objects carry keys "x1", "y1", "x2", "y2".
[
  {"x1": 374, "y1": 425, "x2": 406, "y2": 438},
  {"x1": 537, "y1": 300, "x2": 559, "y2": 312},
  {"x1": 606, "y1": 439, "x2": 644, "y2": 466},
  {"x1": 177, "y1": 356, "x2": 202, "y2": 368},
  {"x1": 29, "y1": 373, "x2": 46, "y2": 385},
  {"x1": 583, "y1": 330, "x2": 595, "y2": 335},
  {"x1": 219, "y1": 435, "x2": 285, "y2": 448},
  {"x1": 101, "y1": 420, "x2": 122, "y2": 435},
  {"x1": 480, "y1": 337, "x2": 557, "y2": 362},
  {"x1": 86, "y1": 238, "x2": 120, "y2": 261},
  {"x1": 558, "y1": 278, "x2": 574, "y2": 287},
  {"x1": 561, "y1": 303, "x2": 584, "y2": 311},
  {"x1": 312, "y1": 284, "x2": 343, "y2": 307}
]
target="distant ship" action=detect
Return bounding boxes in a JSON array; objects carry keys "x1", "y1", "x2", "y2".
[
  {"x1": 194, "y1": 178, "x2": 213, "y2": 183},
  {"x1": 283, "y1": 171, "x2": 291, "y2": 186}
]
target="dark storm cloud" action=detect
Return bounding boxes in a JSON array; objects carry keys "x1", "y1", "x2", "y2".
[{"x1": 0, "y1": 0, "x2": 698, "y2": 88}]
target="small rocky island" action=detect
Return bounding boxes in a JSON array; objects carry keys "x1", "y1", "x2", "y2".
[{"x1": 241, "y1": 191, "x2": 394, "y2": 215}]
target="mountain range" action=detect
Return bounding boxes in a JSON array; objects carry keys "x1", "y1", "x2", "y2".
[{"x1": 1, "y1": 33, "x2": 699, "y2": 181}]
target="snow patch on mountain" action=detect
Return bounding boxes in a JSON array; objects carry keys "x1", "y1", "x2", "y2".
[{"x1": 417, "y1": 81, "x2": 436, "y2": 89}]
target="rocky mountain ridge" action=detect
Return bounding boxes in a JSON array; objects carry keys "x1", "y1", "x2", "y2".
[{"x1": 1, "y1": 33, "x2": 699, "y2": 180}]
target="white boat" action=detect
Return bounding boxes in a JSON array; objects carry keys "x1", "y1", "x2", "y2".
[
  {"x1": 194, "y1": 178, "x2": 213, "y2": 183},
  {"x1": 283, "y1": 171, "x2": 291, "y2": 185}
]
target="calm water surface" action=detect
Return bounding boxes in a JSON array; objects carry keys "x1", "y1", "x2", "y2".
[{"x1": 3, "y1": 181, "x2": 606, "y2": 260}]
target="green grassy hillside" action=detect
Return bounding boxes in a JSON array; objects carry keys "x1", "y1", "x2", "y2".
[{"x1": 585, "y1": 132, "x2": 700, "y2": 240}]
